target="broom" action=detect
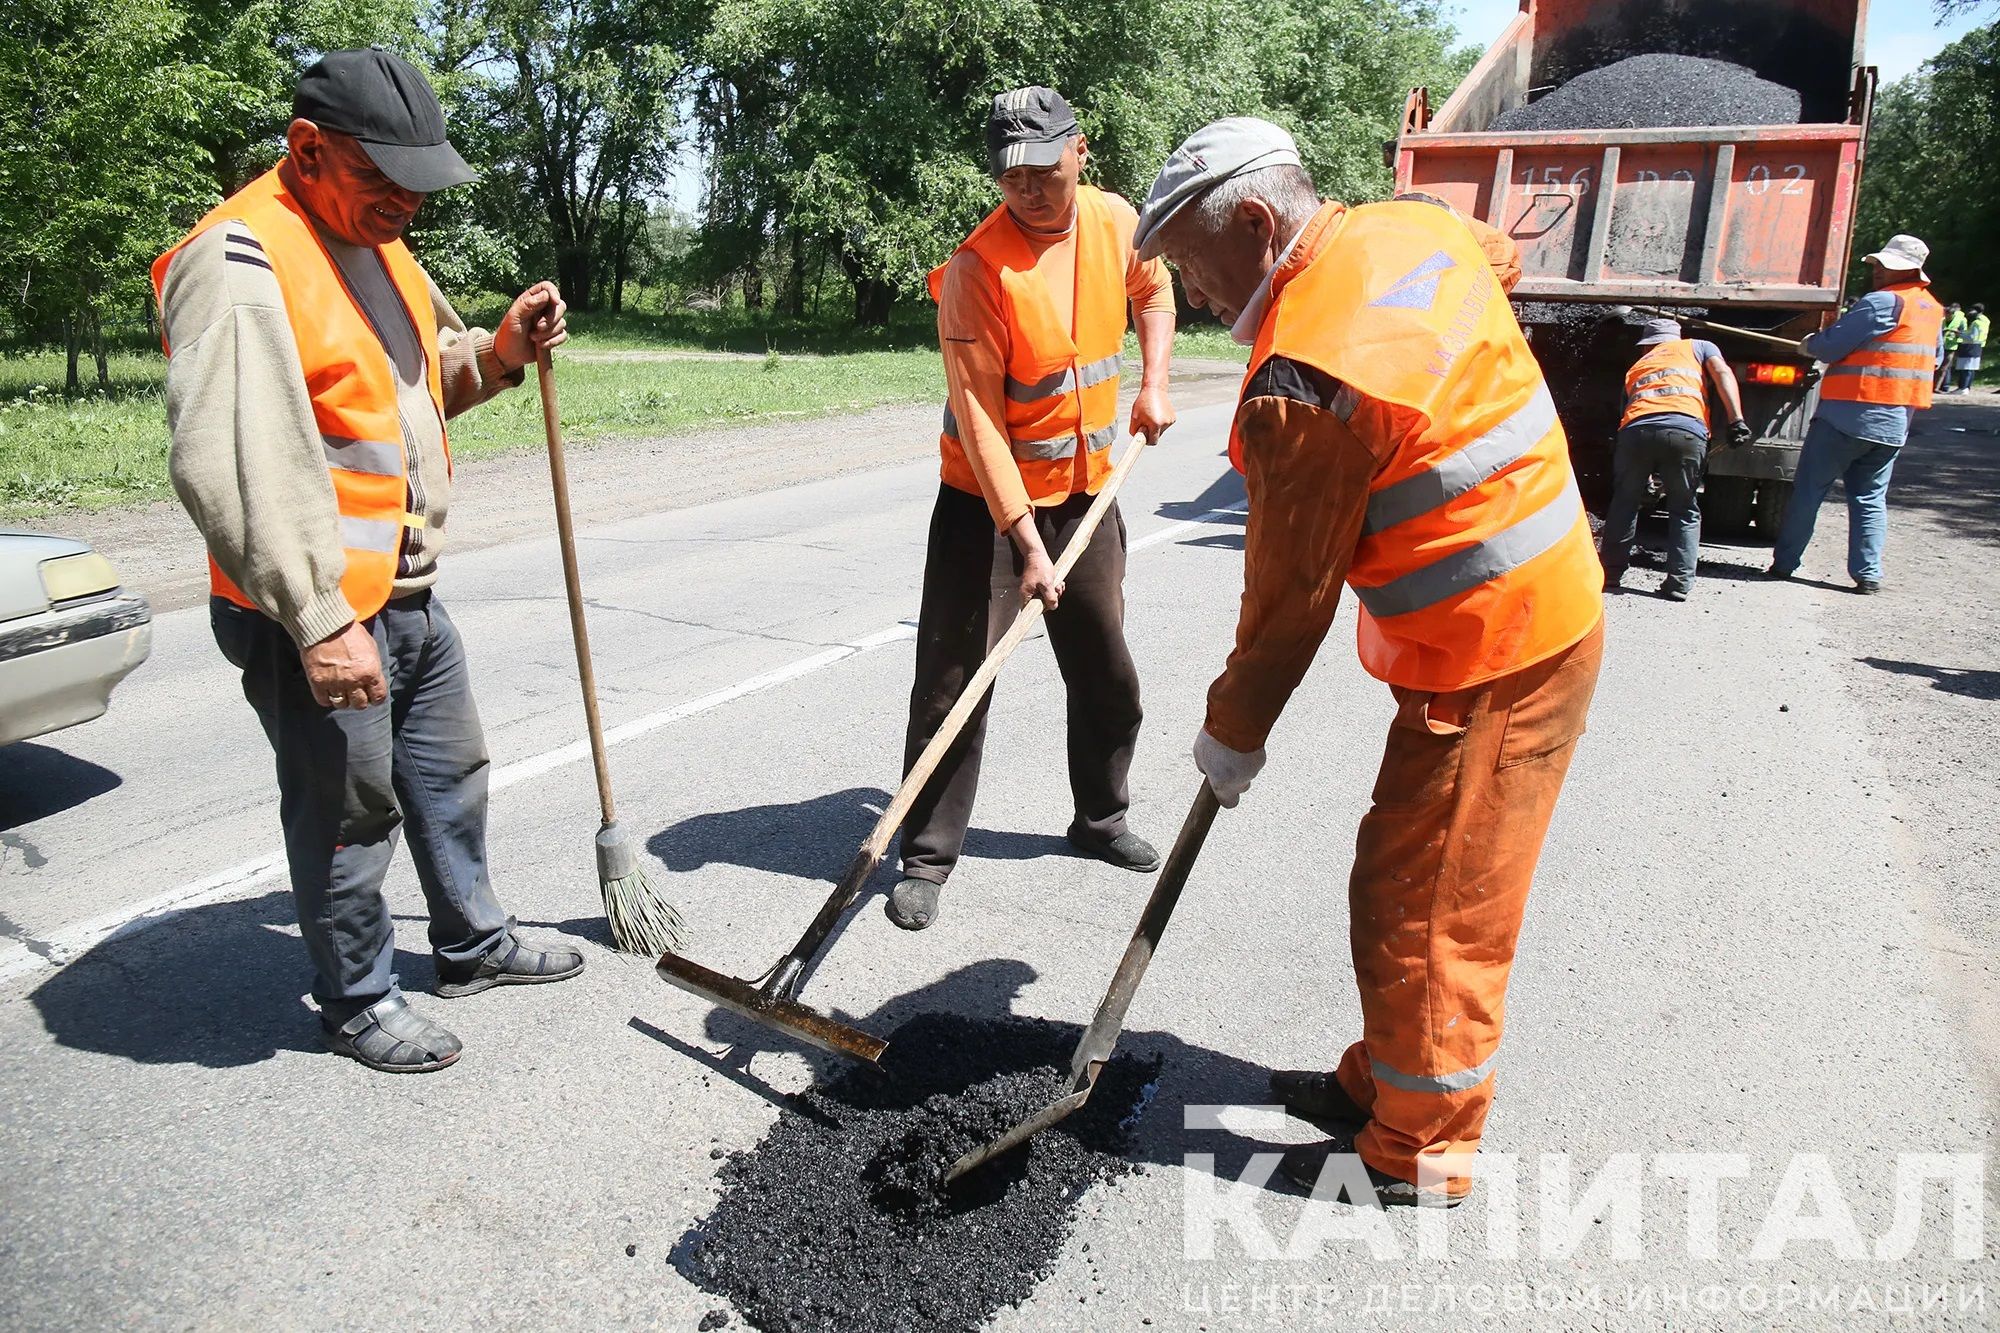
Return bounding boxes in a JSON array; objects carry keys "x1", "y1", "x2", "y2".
[{"x1": 534, "y1": 345, "x2": 689, "y2": 957}]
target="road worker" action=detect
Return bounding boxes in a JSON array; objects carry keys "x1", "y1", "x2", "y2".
[
  {"x1": 1599, "y1": 317, "x2": 1751, "y2": 601},
  {"x1": 1769, "y1": 234, "x2": 1944, "y2": 593},
  {"x1": 1935, "y1": 302, "x2": 1965, "y2": 391},
  {"x1": 1135, "y1": 118, "x2": 1604, "y2": 1207},
  {"x1": 1949, "y1": 302, "x2": 1988, "y2": 393},
  {"x1": 155, "y1": 49, "x2": 583, "y2": 1072},
  {"x1": 888, "y1": 87, "x2": 1177, "y2": 931}
]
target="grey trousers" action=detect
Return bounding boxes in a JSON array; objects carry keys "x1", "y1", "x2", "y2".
[{"x1": 213, "y1": 592, "x2": 510, "y2": 1024}]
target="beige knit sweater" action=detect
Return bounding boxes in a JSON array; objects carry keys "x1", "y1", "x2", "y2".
[{"x1": 160, "y1": 218, "x2": 523, "y2": 647}]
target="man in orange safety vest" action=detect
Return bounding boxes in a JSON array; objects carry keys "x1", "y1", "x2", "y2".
[{"x1": 1136, "y1": 117, "x2": 1605, "y2": 1207}]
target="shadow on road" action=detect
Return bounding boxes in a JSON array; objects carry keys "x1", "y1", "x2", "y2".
[
  {"x1": 0, "y1": 742, "x2": 122, "y2": 832},
  {"x1": 1859, "y1": 656, "x2": 2000, "y2": 701},
  {"x1": 1156, "y1": 465, "x2": 1246, "y2": 526},
  {"x1": 26, "y1": 889, "x2": 427, "y2": 1068},
  {"x1": 1893, "y1": 400, "x2": 2000, "y2": 550}
]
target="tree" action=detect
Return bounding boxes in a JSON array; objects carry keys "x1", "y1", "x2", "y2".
[
  {"x1": 1855, "y1": 20, "x2": 2000, "y2": 303},
  {"x1": 0, "y1": 0, "x2": 232, "y2": 389},
  {"x1": 471, "y1": 0, "x2": 693, "y2": 309}
]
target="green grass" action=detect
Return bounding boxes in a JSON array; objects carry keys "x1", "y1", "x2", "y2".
[{"x1": 0, "y1": 307, "x2": 1240, "y2": 520}]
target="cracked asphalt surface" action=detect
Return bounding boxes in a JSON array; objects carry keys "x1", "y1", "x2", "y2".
[{"x1": 1, "y1": 383, "x2": 1994, "y2": 1330}]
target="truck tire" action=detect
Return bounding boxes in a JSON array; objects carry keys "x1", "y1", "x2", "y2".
[
  {"x1": 1756, "y1": 480, "x2": 1794, "y2": 537},
  {"x1": 1703, "y1": 475, "x2": 1756, "y2": 537}
]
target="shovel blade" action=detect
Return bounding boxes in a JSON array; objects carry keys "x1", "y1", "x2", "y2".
[
  {"x1": 655, "y1": 950, "x2": 888, "y2": 1064},
  {"x1": 943, "y1": 1076, "x2": 1097, "y2": 1184}
]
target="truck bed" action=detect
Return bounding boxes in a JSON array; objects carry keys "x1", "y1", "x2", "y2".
[{"x1": 1395, "y1": 0, "x2": 1871, "y2": 309}]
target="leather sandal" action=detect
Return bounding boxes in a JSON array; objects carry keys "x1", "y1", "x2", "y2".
[
  {"x1": 322, "y1": 994, "x2": 461, "y2": 1073},
  {"x1": 436, "y1": 934, "x2": 585, "y2": 998}
]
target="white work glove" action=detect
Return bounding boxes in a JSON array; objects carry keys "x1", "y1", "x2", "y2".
[{"x1": 1193, "y1": 727, "x2": 1266, "y2": 809}]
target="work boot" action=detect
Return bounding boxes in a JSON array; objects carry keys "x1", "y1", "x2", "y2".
[
  {"x1": 323, "y1": 994, "x2": 461, "y2": 1073},
  {"x1": 1602, "y1": 568, "x2": 1623, "y2": 591},
  {"x1": 1270, "y1": 1068, "x2": 1368, "y2": 1133},
  {"x1": 1762, "y1": 564, "x2": 1795, "y2": 580},
  {"x1": 1275, "y1": 1138, "x2": 1470, "y2": 1209},
  {"x1": 1066, "y1": 824, "x2": 1161, "y2": 873},
  {"x1": 1659, "y1": 579, "x2": 1690, "y2": 602},
  {"x1": 1854, "y1": 578, "x2": 1881, "y2": 594},
  {"x1": 886, "y1": 877, "x2": 943, "y2": 931},
  {"x1": 436, "y1": 933, "x2": 585, "y2": 998}
]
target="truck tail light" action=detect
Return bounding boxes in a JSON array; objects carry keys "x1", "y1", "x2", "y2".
[{"x1": 1746, "y1": 362, "x2": 1801, "y2": 386}]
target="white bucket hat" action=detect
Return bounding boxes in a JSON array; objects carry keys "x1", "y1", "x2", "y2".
[{"x1": 1860, "y1": 234, "x2": 1930, "y2": 283}]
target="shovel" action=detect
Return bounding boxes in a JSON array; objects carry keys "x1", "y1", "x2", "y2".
[
  {"x1": 656, "y1": 439, "x2": 1154, "y2": 1064},
  {"x1": 945, "y1": 780, "x2": 1223, "y2": 1183}
]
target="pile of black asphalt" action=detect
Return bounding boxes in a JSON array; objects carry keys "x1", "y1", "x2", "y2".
[
  {"x1": 678, "y1": 1011, "x2": 1159, "y2": 1333},
  {"x1": 1492, "y1": 54, "x2": 1803, "y2": 132}
]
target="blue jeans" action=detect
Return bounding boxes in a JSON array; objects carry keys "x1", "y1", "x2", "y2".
[
  {"x1": 1772, "y1": 416, "x2": 1901, "y2": 582},
  {"x1": 213, "y1": 592, "x2": 510, "y2": 1023},
  {"x1": 1599, "y1": 422, "x2": 1706, "y2": 586}
]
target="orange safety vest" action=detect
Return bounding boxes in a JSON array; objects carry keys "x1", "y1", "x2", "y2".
[
  {"x1": 1620, "y1": 339, "x2": 1710, "y2": 431},
  {"x1": 1820, "y1": 282, "x2": 1944, "y2": 409},
  {"x1": 927, "y1": 184, "x2": 1127, "y2": 504},
  {"x1": 152, "y1": 167, "x2": 443, "y2": 624},
  {"x1": 1234, "y1": 200, "x2": 1602, "y2": 692}
]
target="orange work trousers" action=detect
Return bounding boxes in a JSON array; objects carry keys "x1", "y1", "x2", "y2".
[{"x1": 1334, "y1": 618, "x2": 1604, "y2": 1198}]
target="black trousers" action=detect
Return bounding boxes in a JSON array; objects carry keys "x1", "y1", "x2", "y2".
[
  {"x1": 899, "y1": 483, "x2": 1143, "y2": 885},
  {"x1": 1599, "y1": 421, "x2": 1707, "y2": 586}
]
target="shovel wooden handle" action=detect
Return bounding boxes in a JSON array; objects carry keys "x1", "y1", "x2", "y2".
[
  {"x1": 535, "y1": 346, "x2": 619, "y2": 828},
  {"x1": 781, "y1": 439, "x2": 1154, "y2": 965}
]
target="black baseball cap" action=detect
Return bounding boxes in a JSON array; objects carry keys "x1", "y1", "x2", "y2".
[
  {"x1": 293, "y1": 47, "x2": 478, "y2": 193},
  {"x1": 986, "y1": 87, "x2": 1080, "y2": 177}
]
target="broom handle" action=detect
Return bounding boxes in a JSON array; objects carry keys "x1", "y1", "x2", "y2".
[
  {"x1": 816, "y1": 438, "x2": 1151, "y2": 916},
  {"x1": 536, "y1": 346, "x2": 619, "y2": 828},
  {"x1": 1691, "y1": 319, "x2": 1809, "y2": 352}
]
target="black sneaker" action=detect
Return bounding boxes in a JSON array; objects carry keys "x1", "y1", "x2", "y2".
[
  {"x1": 1854, "y1": 579, "x2": 1881, "y2": 594},
  {"x1": 1270, "y1": 1069, "x2": 1368, "y2": 1133},
  {"x1": 1659, "y1": 581, "x2": 1690, "y2": 602},
  {"x1": 1276, "y1": 1138, "x2": 1470, "y2": 1209},
  {"x1": 1066, "y1": 825, "x2": 1161, "y2": 873},
  {"x1": 886, "y1": 877, "x2": 943, "y2": 931},
  {"x1": 323, "y1": 994, "x2": 461, "y2": 1073},
  {"x1": 436, "y1": 934, "x2": 585, "y2": 998}
]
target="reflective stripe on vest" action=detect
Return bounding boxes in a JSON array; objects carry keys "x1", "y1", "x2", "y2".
[
  {"x1": 1820, "y1": 284, "x2": 1943, "y2": 409},
  {"x1": 927, "y1": 185, "x2": 1130, "y2": 501},
  {"x1": 1619, "y1": 339, "x2": 1709, "y2": 430},
  {"x1": 1232, "y1": 199, "x2": 1602, "y2": 692},
  {"x1": 154, "y1": 168, "x2": 444, "y2": 622}
]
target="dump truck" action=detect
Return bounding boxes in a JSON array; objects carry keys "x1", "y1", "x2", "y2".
[{"x1": 1394, "y1": 0, "x2": 1877, "y2": 533}]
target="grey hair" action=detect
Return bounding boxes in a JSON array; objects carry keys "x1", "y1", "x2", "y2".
[{"x1": 1180, "y1": 164, "x2": 1321, "y2": 243}]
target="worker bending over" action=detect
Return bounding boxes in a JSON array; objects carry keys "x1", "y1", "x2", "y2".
[
  {"x1": 1136, "y1": 118, "x2": 1604, "y2": 1207},
  {"x1": 890, "y1": 87, "x2": 1177, "y2": 931},
  {"x1": 1598, "y1": 317, "x2": 1750, "y2": 601},
  {"x1": 1769, "y1": 234, "x2": 1944, "y2": 593}
]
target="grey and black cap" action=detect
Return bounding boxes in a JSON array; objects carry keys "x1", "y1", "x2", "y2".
[
  {"x1": 293, "y1": 47, "x2": 479, "y2": 193},
  {"x1": 986, "y1": 86, "x2": 1080, "y2": 177},
  {"x1": 1134, "y1": 117, "x2": 1302, "y2": 260}
]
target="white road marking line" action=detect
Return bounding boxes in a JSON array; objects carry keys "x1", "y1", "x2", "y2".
[{"x1": 0, "y1": 503, "x2": 1243, "y2": 987}]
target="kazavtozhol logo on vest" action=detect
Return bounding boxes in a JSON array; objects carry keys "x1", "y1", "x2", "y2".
[{"x1": 1369, "y1": 251, "x2": 1457, "y2": 312}]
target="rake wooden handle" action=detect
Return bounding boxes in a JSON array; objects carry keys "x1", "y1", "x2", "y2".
[
  {"x1": 814, "y1": 439, "x2": 1153, "y2": 919},
  {"x1": 536, "y1": 346, "x2": 619, "y2": 828}
]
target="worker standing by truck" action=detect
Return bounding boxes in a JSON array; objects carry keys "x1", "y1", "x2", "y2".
[
  {"x1": 887, "y1": 87, "x2": 1178, "y2": 933},
  {"x1": 1935, "y1": 302, "x2": 1966, "y2": 392},
  {"x1": 1136, "y1": 118, "x2": 1604, "y2": 1208},
  {"x1": 1599, "y1": 318, "x2": 1751, "y2": 600},
  {"x1": 1768, "y1": 234, "x2": 1944, "y2": 593},
  {"x1": 1949, "y1": 302, "x2": 1988, "y2": 393}
]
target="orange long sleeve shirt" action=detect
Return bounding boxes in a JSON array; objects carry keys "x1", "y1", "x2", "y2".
[{"x1": 937, "y1": 192, "x2": 1175, "y2": 529}]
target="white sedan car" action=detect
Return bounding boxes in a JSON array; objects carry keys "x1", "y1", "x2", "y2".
[{"x1": 0, "y1": 530, "x2": 151, "y2": 747}]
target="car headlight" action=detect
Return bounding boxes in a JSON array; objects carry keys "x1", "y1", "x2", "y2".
[{"x1": 39, "y1": 551, "x2": 120, "y2": 603}]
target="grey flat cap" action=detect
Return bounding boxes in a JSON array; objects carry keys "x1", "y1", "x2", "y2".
[
  {"x1": 1133, "y1": 117, "x2": 1302, "y2": 260},
  {"x1": 1637, "y1": 318, "x2": 1683, "y2": 345}
]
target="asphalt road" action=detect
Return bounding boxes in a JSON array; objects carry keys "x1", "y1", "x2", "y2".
[{"x1": 2, "y1": 386, "x2": 1995, "y2": 1330}]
